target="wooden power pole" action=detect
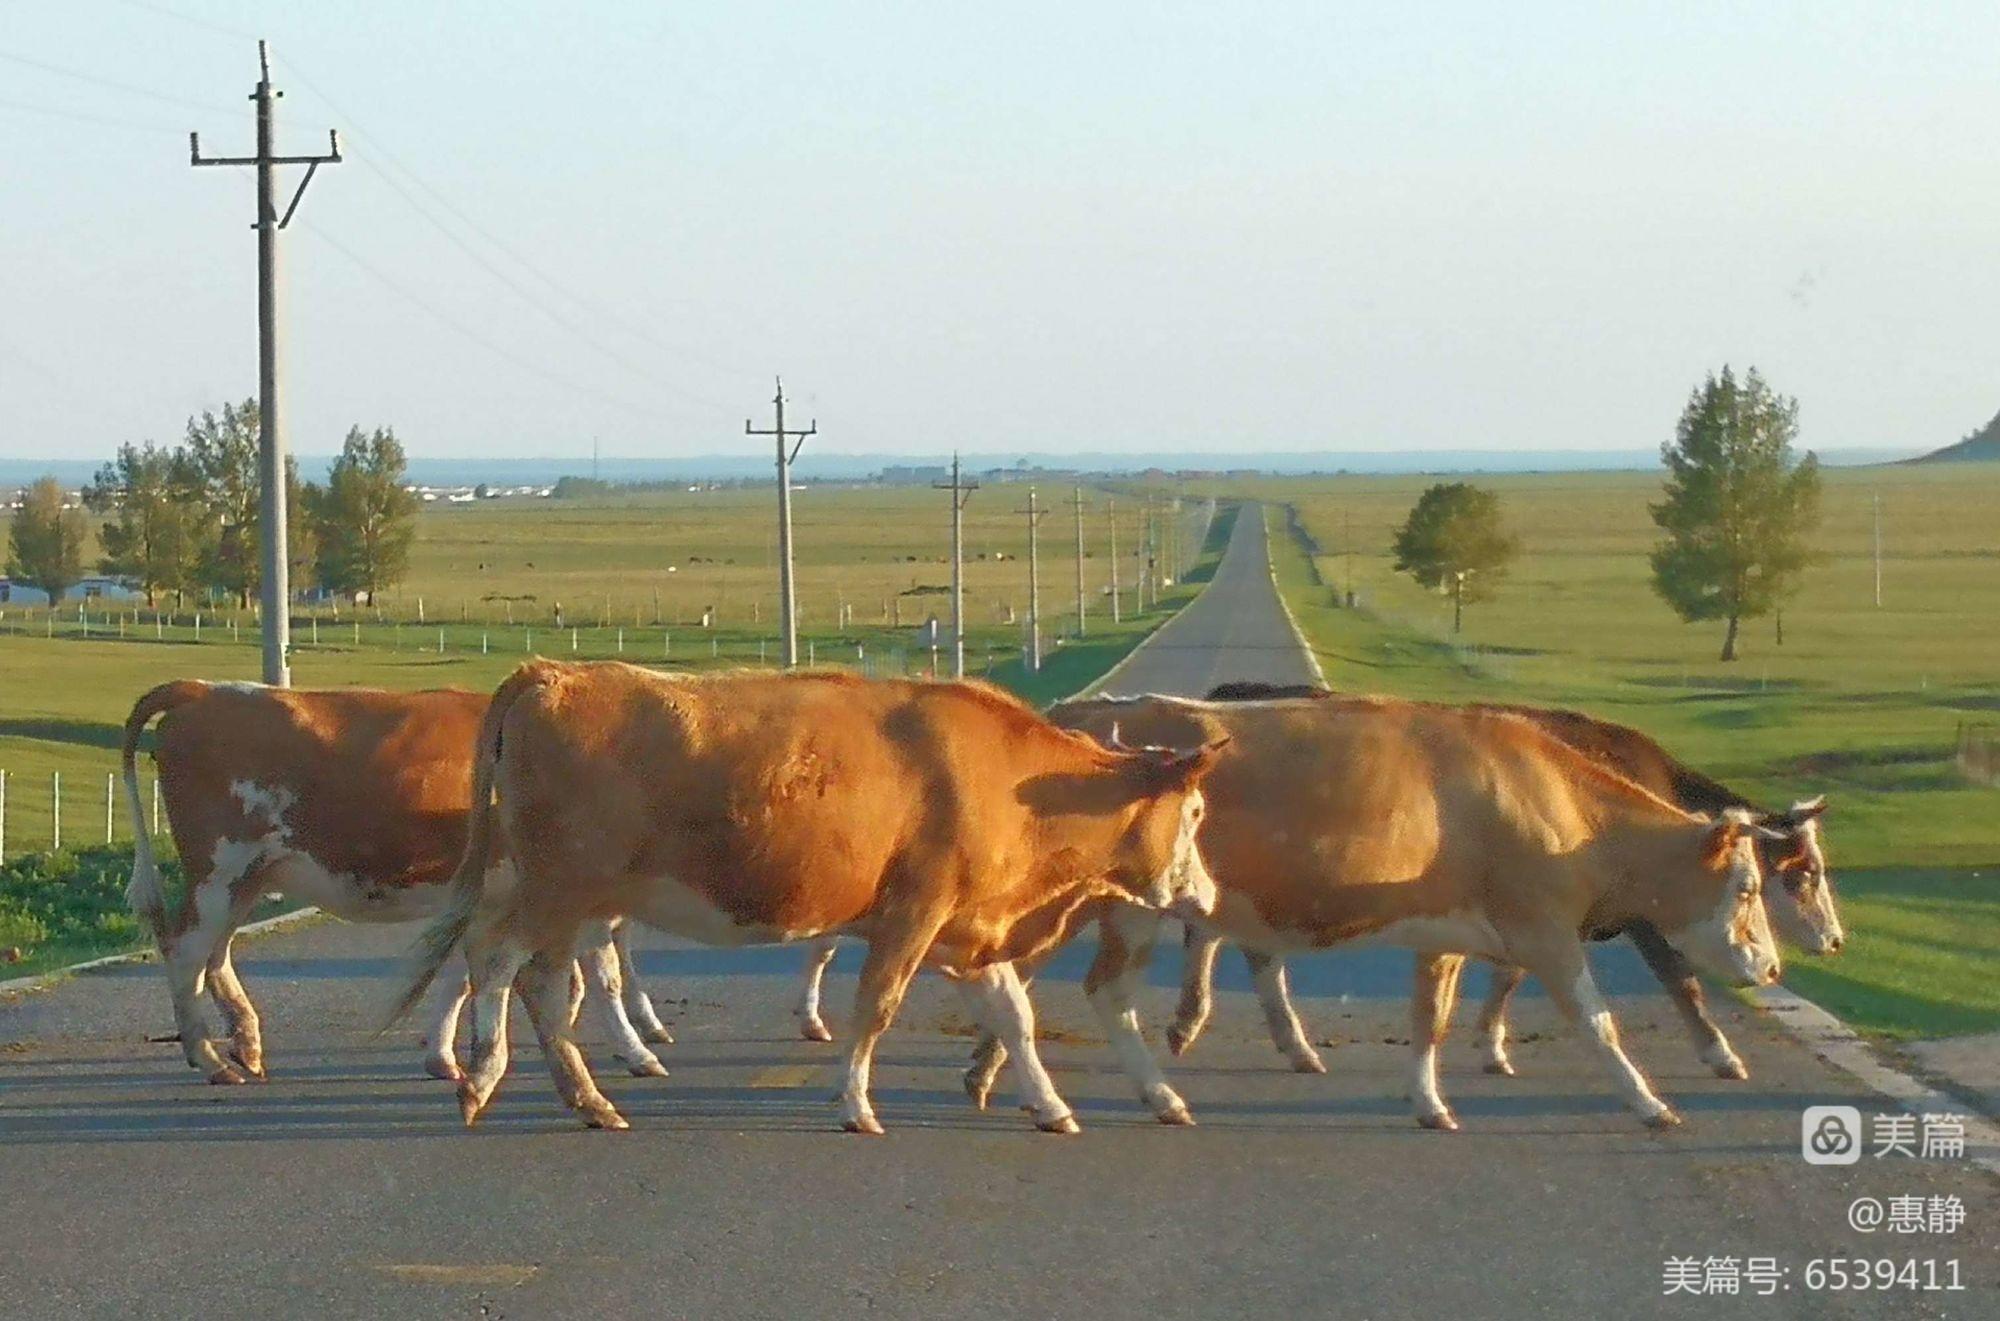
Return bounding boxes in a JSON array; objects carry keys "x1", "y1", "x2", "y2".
[
  {"x1": 746, "y1": 377, "x2": 815, "y2": 667},
  {"x1": 1107, "y1": 497, "x2": 1121, "y2": 623},
  {"x1": 933, "y1": 456, "x2": 979, "y2": 677},
  {"x1": 1071, "y1": 486, "x2": 1088, "y2": 638},
  {"x1": 191, "y1": 40, "x2": 340, "y2": 688},
  {"x1": 1016, "y1": 487, "x2": 1049, "y2": 671}
]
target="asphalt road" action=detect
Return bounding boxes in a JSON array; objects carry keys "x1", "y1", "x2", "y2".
[{"x1": 4, "y1": 505, "x2": 1995, "y2": 1320}]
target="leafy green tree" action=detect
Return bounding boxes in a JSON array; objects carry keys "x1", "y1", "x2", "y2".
[
  {"x1": 85, "y1": 443, "x2": 196, "y2": 607},
  {"x1": 1390, "y1": 482, "x2": 1520, "y2": 632},
  {"x1": 1649, "y1": 366, "x2": 1822, "y2": 661},
  {"x1": 181, "y1": 399, "x2": 262, "y2": 607},
  {"x1": 6, "y1": 476, "x2": 90, "y2": 605},
  {"x1": 309, "y1": 426, "x2": 419, "y2": 600}
]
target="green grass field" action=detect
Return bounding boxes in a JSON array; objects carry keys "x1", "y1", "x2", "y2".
[
  {"x1": 0, "y1": 487, "x2": 1229, "y2": 978},
  {"x1": 1235, "y1": 464, "x2": 2000, "y2": 1040}
]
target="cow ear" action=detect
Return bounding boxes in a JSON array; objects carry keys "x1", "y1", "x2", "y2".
[
  {"x1": 1160, "y1": 737, "x2": 1229, "y2": 786},
  {"x1": 1789, "y1": 795, "x2": 1828, "y2": 821},
  {"x1": 1703, "y1": 817, "x2": 1743, "y2": 865}
]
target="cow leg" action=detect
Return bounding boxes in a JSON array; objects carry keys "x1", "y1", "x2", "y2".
[
  {"x1": 1166, "y1": 924, "x2": 1224, "y2": 1056},
  {"x1": 795, "y1": 936, "x2": 840, "y2": 1043},
  {"x1": 457, "y1": 936, "x2": 529, "y2": 1127},
  {"x1": 204, "y1": 932, "x2": 265, "y2": 1081},
  {"x1": 613, "y1": 925, "x2": 674, "y2": 1045},
  {"x1": 961, "y1": 1031, "x2": 1008, "y2": 1109},
  {"x1": 959, "y1": 964, "x2": 1079, "y2": 1133},
  {"x1": 1410, "y1": 954, "x2": 1466, "y2": 1130},
  {"x1": 518, "y1": 944, "x2": 629, "y2": 1130},
  {"x1": 1525, "y1": 936, "x2": 1681, "y2": 1129},
  {"x1": 421, "y1": 960, "x2": 471, "y2": 1082},
  {"x1": 1242, "y1": 949, "x2": 1325, "y2": 1073},
  {"x1": 578, "y1": 922, "x2": 668, "y2": 1078},
  {"x1": 1476, "y1": 965, "x2": 1526, "y2": 1076},
  {"x1": 838, "y1": 909, "x2": 949, "y2": 1135},
  {"x1": 1629, "y1": 922, "x2": 1747, "y2": 1080},
  {"x1": 1084, "y1": 906, "x2": 1193, "y2": 1126},
  {"x1": 164, "y1": 876, "x2": 252, "y2": 1084}
]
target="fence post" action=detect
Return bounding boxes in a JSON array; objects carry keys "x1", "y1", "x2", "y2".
[
  {"x1": 617, "y1": 628, "x2": 624, "y2": 654},
  {"x1": 106, "y1": 771, "x2": 114, "y2": 844},
  {"x1": 571, "y1": 627, "x2": 579, "y2": 653},
  {"x1": 482, "y1": 632, "x2": 489, "y2": 655},
  {"x1": 438, "y1": 628, "x2": 446, "y2": 654},
  {"x1": 152, "y1": 778, "x2": 160, "y2": 836},
  {"x1": 354, "y1": 621, "x2": 361, "y2": 647},
  {"x1": 52, "y1": 770, "x2": 61, "y2": 852}
]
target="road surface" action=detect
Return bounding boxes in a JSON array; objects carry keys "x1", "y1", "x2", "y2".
[{"x1": 3, "y1": 504, "x2": 1993, "y2": 1320}]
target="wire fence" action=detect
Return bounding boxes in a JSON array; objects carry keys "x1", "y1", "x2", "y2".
[{"x1": 0, "y1": 767, "x2": 177, "y2": 864}]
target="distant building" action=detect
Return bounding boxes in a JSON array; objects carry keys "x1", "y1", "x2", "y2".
[{"x1": 0, "y1": 575, "x2": 141, "y2": 606}]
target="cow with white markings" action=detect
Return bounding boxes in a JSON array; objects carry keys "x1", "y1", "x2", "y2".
[{"x1": 120, "y1": 680, "x2": 672, "y2": 1084}]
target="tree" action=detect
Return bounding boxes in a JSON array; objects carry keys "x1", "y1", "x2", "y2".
[
  {"x1": 181, "y1": 399, "x2": 262, "y2": 607},
  {"x1": 1391, "y1": 482, "x2": 1520, "y2": 632},
  {"x1": 85, "y1": 443, "x2": 196, "y2": 607},
  {"x1": 1649, "y1": 366, "x2": 1822, "y2": 661},
  {"x1": 309, "y1": 426, "x2": 419, "y2": 600},
  {"x1": 6, "y1": 476, "x2": 89, "y2": 605}
]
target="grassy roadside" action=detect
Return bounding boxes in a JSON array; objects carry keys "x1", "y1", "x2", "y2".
[
  {"x1": 0, "y1": 504, "x2": 1236, "y2": 983},
  {"x1": 1262, "y1": 500, "x2": 2000, "y2": 1041}
]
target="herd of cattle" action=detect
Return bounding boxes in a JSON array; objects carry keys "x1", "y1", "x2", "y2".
[{"x1": 117, "y1": 662, "x2": 1843, "y2": 1135}]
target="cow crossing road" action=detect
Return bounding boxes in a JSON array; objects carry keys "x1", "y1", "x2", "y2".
[{"x1": 1, "y1": 504, "x2": 1994, "y2": 1320}]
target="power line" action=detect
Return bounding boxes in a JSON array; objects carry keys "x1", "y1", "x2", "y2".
[
  {"x1": 297, "y1": 218, "x2": 693, "y2": 424},
  {"x1": 0, "y1": 46, "x2": 237, "y2": 117},
  {"x1": 270, "y1": 52, "x2": 768, "y2": 393},
  {"x1": 0, "y1": 93, "x2": 186, "y2": 136}
]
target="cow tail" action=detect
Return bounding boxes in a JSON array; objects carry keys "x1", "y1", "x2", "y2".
[
  {"x1": 384, "y1": 662, "x2": 553, "y2": 1028},
  {"x1": 119, "y1": 681, "x2": 210, "y2": 951}
]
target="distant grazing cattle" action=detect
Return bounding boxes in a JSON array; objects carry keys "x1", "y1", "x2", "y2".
[
  {"x1": 389, "y1": 661, "x2": 1222, "y2": 1133},
  {"x1": 983, "y1": 693, "x2": 1784, "y2": 1130},
  {"x1": 120, "y1": 681, "x2": 672, "y2": 1084},
  {"x1": 1160, "y1": 681, "x2": 1842, "y2": 1084}
]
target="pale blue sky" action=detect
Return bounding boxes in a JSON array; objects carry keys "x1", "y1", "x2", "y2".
[{"x1": 2, "y1": 2, "x2": 1995, "y2": 460}]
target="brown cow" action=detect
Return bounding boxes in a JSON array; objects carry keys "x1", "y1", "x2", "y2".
[
  {"x1": 389, "y1": 661, "x2": 1223, "y2": 1134},
  {"x1": 120, "y1": 681, "x2": 673, "y2": 1084},
  {"x1": 1019, "y1": 693, "x2": 1783, "y2": 1130},
  {"x1": 1161, "y1": 682, "x2": 1842, "y2": 1083}
]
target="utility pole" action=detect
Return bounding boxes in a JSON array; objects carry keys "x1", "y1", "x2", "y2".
[
  {"x1": 191, "y1": 40, "x2": 341, "y2": 687},
  {"x1": 746, "y1": 377, "x2": 815, "y2": 667},
  {"x1": 1016, "y1": 487, "x2": 1048, "y2": 671},
  {"x1": 1107, "y1": 498, "x2": 1121, "y2": 623},
  {"x1": 933, "y1": 455, "x2": 979, "y2": 677},
  {"x1": 1071, "y1": 486, "x2": 1088, "y2": 637},
  {"x1": 1873, "y1": 493, "x2": 1883, "y2": 608}
]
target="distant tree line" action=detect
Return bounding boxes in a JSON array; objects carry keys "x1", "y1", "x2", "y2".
[{"x1": 5, "y1": 399, "x2": 419, "y2": 609}]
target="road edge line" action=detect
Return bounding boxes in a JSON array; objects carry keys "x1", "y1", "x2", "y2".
[
  {"x1": 1750, "y1": 986, "x2": 2000, "y2": 1175},
  {"x1": 1075, "y1": 502, "x2": 1235, "y2": 700},
  {"x1": 0, "y1": 905, "x2": 323, "y2": 999}
]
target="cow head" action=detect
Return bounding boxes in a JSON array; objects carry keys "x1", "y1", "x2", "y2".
[
  {"x1": 1658, "y1": 808, "x2": 1785, "y2": 988},
  {"x1": 1106, "y1": 737, "x2": 1228, "y2": 920},
  {"x1": 1753, "y1": 796, "x2": 1844, "y2": 955}
]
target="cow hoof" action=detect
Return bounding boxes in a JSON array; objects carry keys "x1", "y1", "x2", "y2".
[
  {"x1": 842, "y1": 1115, "x2": 886, "y2": 1136},
  {"x1": 1290, "y1": 1052, "x2": 1328, "y2": 1075},
  {"x1": 643, "y1": 1025, "x2": 676, "y2": 1046},
  {"x1": 206, "y1": 1065, "x2": 249, "y2": 1086},
  {"x1": 1645, "y1": 1108, "x2": 1684, "y2": 1131},
  {"x1": 1037, "y1": 1113, "x2": 1082, "y2": 1135},
  {"x1": 424, "y1": 1057, "x2": 466, "y2": 1083},
  {"x1": 1711, "y1": 1058, "x2": 1750, "y2": 1081},
  {"x1": 228, "y1": 1048, "x2": 267, "y2": 1081},
  {"x1": 1165, "y1": 1025, "x2": 1197, "y2": 1057},
  {"x1": 1417, "y1": 1111, "x2": 1461, "y2": 1133},
  {"x1": 457, "y1": 1084, "x2": 486, "y2": 1128},
  {"x1": 619, "y1": 1055, "x2": 670, "y2": 1079},
  {"x1": 1482, "y1": 1058, "x2": 1517, "y2": 1077},
  {"x1": 800, "y1": 1019, "x2": 834, "y2": 1044},
  {"x1": 1156, "y1": 1104, "x2": 1196, "y2": 1128},
  {"x1": 582, "y1": 1105, "x2": 630, "y2": 1131},
  {"x1": 962, "y1": 1070, "x2": 993, "y2": 1110}
]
